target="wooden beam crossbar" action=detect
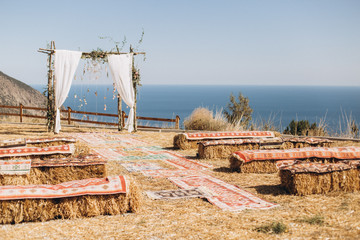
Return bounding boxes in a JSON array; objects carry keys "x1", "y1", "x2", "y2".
[{"x1": 38, "y1": 48, "x2": 145, "y2": 56}]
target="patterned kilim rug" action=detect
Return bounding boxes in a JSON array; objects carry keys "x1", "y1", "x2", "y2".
[
  {"x1": 146, "y1": 187, "x2": 211, "y2": 200},
  {"x1": 0, "y1": 138, "x2": 26, "y2": 148},
  {"x1": 169, "y1": 175, "x2": 278, "y2": 212},
  {"x1": 0, "y1": 159, "x2": 31, "y2": 175},
  {"x1": 0, "y1": 145, "x2": 74, "y2": 158},
  {"x1": 93, "y1": 148, "x2": 125, "y2": 161},
  {"x1": 163, "y1": 152, "x2": 212, "y2": 171},
  {"x1": 0, "y1": 175, "x2": 127, "y2": 200},
  {"x1": 26, "y1": 137, "x2": 76, "y2": 144},
  {"x1": 184, "y1": 131, "x2": 275, "y2": 140},
  {"x1": 233, "y1": 147, "x2": 360, "y2": 163},
  {"x1": 120, "y1": 162, "x2": 166, "y2": 172},
  {"x1": 142, "y1": 169, "x2": 205, "y2": 178},
  {"x1": 31, "y1": 154, "x2": 106, "y2": 167}
]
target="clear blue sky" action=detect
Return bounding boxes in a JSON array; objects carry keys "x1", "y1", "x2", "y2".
[{"x1": 1, "y1": 0, "x2": 359, "y2": 86}]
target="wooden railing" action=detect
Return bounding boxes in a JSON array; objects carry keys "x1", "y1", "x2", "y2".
[{"x1": 0, "y1": 104, "x2": 180, "y2": 130}]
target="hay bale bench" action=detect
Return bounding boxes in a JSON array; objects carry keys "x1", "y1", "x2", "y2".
[
  {"x1": 0, "y1": 137, "x2": 77, "y2": 148},
  {"x1": 0, "y1": 154, "x2": 107, "y2": 186},
  {"x1": 280, "y1": 161, "x2": 360, "y2": 195},
  {"x1": 198, "y1": 137, "x2": 283, "y2": 159},
  {"x1": 174, "y1": 131, "x2": 278, "y2": 150},
  {"x1": 282, "y1": 137, "x2": 334, "y2": 149},
  {"x1": 0, "y1": 175, "x2": 141, "y2": 224},
  {"x1": 230, "y1": 147, "x2": 360, "y2": 173}
]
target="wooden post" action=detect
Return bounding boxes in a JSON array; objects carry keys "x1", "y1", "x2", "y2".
[
  {"x1": 52, "y1": 41, "x2": 57, "y2": 134},
  {"x1": 122, "y1": 111, "x2": 126, "y2": 127},
  {"x1": 67, "y1": 107, "x2": 71, "y2": 125},
  {"x1": 117, "y1": 94, "x2": 122, "y2": 131},
  {"x1": 19, "y1": 104, "x2": 23, "y2": 123},
  {"x1": 130, "y1": 46, "x2": 137, "y2": 132},
  {"x1": 175, "y1": 115, "x2": 180, "y2": 129},
  {"x1": 47, "y1": 41, "x2": 55, "y2": 132}
]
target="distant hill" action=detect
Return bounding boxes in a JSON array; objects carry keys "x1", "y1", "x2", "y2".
[{"x1": 0, "y1": 71, "x2": 46, "y2": 113}]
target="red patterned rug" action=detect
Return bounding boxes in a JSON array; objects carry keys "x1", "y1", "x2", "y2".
[
  {"x1": 142, "y1": 169, "x2": 205, "y2": 178},
  {"x1": 0, "y1": 145, "x2": 74, "y2": 158},
  {"x1": 184, "y1": 131, "x2": 275, "y2": 140},
  {"x1": 0, "y1": 175, "x2": 127, "y2": 200},
  {"x1": 233, "y1": 147, "x2": 360, "y2": 163},
  {"x1": 31, "y1": 154, "x2": 106, "y2": 167},
  {"x1": 163, "y1": 152, "x2": 212, "y2": 171},
  {"x1": 169, "y1": 175, "x2": 278, "y2": 211}
]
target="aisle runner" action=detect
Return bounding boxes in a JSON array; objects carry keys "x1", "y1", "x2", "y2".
[
  {"x1": 169, "y1": 175, "x2": 278, "y2": 212},
  {"x1": 142, "y1": 169, "x2": 206, "y2": 178},
  {"x1": 74, "y1": 133, "x2": 277, "y2": 211},
  {"x1": 120, "y1": 162, "x2": 165, "y2": 172}
]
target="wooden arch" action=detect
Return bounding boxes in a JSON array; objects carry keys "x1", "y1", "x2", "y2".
[{"x1": 38, "y1": 41, "x2": 145, "y2": 133}]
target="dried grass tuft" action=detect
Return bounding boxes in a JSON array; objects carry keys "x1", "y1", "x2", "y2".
[{"x1": 280, "y1": 168, "x2": 360, "y2": 195}]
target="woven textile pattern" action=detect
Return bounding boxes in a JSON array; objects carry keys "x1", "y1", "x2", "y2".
[
  {"x1": 0, "y1": 145, "x2": 74, "y2": 158},
  {"x1": 169, "y1": 175, "x2": 278, "y2": 211},
  {"x1": 184, "y1": 131, "x2": 275, "y2": 140},
  {"x1": 233, "y1": 147, "x2": 360, "y2": 163},
  {"x1": 0, "y1": 175, "x2": 127, "y2": 200},
  {"x1": 0, "y1": 159, "x2": 31, "y2": 175}
]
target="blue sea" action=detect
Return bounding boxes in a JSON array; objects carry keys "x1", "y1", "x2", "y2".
[{"x1": 32, "y1": 84, "x2": 360, "y2": 134}]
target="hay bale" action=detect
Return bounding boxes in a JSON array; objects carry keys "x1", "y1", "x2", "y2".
[
  {"x1": 174, "y1": 131, "x2": 278, "y2": 150},
  {"x1": 173, "y1": 134, "x2": 198, "y2": 150},
  {"x1": 199, "y1": 143, "x2": 259, "y2": 159},
  {"x1": 198, "y1": 138, "x2": 283, "y2": 159},
  {"x1": 0, "y1": 177, "x2": 141, "y2": 224},
  {"x1": 280, "y1": 162, "x2": 360, "y2": 195},
  {"x1": 0, "y1": 154, "x2": 107, "y2": 186},
  {"x1": 281, "y1": 137, "x2": 335, "y2": 149},
  {"x1": 230, "y1": 156, "x2": 341, "y2": 173},
  {"x1": 0, "y1": 165, "x2": 107, "y2": 186},
  {"x1": 26, "y1": 137, "x2": 77, "y2": 147}
]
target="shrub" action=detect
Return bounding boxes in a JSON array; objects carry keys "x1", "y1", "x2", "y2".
[
  {"x1": 254, "y1": 221, "x2": 288, "y2": 234},
  {"x1": 283, "y1": 120, "x2": 326, "y2": 136},
  {"x1": 184, "y1": 107, "x2": 228, "y2": 131},
  {"x1": 224, "y1": 92, "x2": 253, "y2": 128},
  {"x1": 297, "y1": 215, "x2": 324, "y2": 225}
]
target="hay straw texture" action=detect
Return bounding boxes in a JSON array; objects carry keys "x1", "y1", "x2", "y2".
[
  {"x1": 0, "y1": 178, "x2": 141, "y2": 224},
  {"x1": 199, "y1": 143, "x2": 260, "y2": 159},
  {"x1": 280, "y1": 165, "x2": 360, "y2": 196},
  {"x1": 0, "y1": 164, "x2": 107, "y2": 186},
  {"x1": 282, "y1": 137, "x2": 335, "y2": 149},
  {"x1": 229, "y1": 156, "x2": 278, "y2": 173},
  {"x1": 173, "y1": 134, "x2": 198, "y2": 150}
]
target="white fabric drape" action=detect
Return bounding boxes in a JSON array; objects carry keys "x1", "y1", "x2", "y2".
[
  {"x1": 108, "y1": 54, "x2": 135, "y2": 132},
  {"x1": 54, "y1": 50, "x2": 82, "y2": 134}
]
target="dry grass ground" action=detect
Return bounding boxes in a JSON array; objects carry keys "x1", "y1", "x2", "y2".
[{"x1": 0, "y1": 123, "x2": 360, "y2": 239}]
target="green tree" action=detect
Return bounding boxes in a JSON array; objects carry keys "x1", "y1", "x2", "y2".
[
  {"x1": 284, "y1": 120, "x2": 325, "y2": 136},
  {"x1": 224, "y1": 92, "x2": 253, "y2": 128}
]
